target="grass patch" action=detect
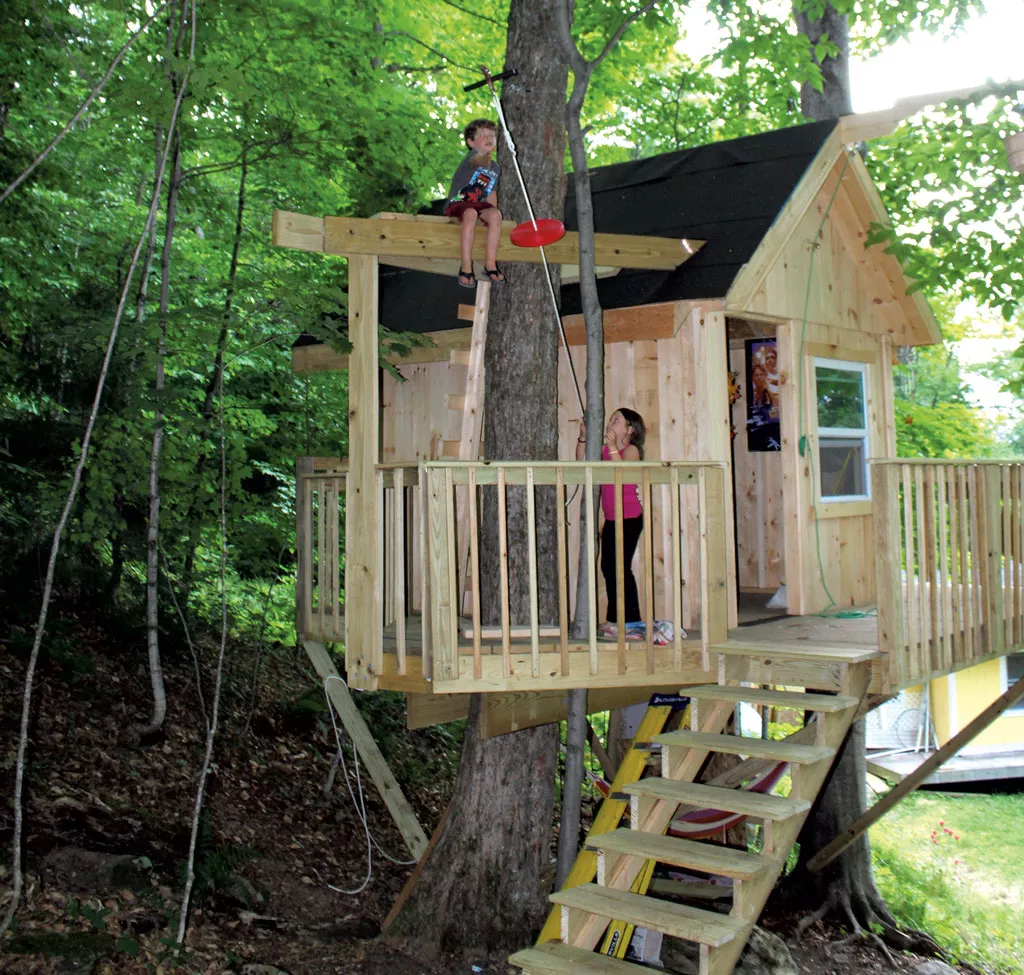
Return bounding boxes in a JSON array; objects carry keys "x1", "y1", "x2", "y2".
[{"x1": 870, "y1": 790, "x2": 1024, "y2": 974}]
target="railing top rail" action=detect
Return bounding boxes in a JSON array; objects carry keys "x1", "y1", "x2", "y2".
[
  {"x1": 871, "y1": 458, "x2": 1024, "y2": 467},
  {"x1": 421, "y1": 460, "x2": 727, "y2": 470}
]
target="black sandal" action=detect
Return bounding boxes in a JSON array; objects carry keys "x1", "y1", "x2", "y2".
[
  {"x1": 457, "y1": 269, "x2": 476, "y2": 288},
  {"x1": 482, "y1": 266, "x2": 505, "y2": 284}
]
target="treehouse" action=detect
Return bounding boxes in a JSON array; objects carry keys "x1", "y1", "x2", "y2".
[{"x1": 273, "y1": 112, "x2": 1024, "y2": 975}]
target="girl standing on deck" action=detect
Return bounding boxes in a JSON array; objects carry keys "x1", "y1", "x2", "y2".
[{"x1": 576, "y1": 409, "x2": 646, "y2": 638}]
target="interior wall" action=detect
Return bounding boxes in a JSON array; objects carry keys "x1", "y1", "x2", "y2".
[{"x1": 728, "y1": 321, "x2": 785, "y2": 593}]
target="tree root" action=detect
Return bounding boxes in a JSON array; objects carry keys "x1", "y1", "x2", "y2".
[{"x1": 795, "y1": 883, "x2": 946, "y2": 967}]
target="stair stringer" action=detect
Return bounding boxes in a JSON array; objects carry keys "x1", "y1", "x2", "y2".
[{"x1": 702, "y1": 660, "x2": 872, "y2": 975}]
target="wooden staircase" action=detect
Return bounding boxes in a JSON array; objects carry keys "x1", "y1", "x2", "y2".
[{"x1": 511, "y1": 653, "x2": 871, "y2": 975}]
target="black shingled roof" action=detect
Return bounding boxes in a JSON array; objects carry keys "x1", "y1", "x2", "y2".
[{"x1": 378, "y1": 118, "x2": 839, "y2": 333}]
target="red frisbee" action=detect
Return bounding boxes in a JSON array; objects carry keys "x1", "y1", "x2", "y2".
[{"x1": 510, "y1": 218, "x2": 566, "y2": 248}]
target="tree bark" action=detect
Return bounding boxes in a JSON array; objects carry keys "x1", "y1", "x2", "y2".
[
  {"x1": 793, "y1": 2, "x2": 852, "y2": 119},
  {"x1": 388, "y1": 0, "x2": 567, "y2": 951}
]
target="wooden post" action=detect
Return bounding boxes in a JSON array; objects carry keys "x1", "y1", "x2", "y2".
[
  {"x1": 700, "y1": 466, "x2": 729, "y2": 666},
  {"x1": 808, "y1": 671, "x2": 1024, "y2": 873},
  {"x1": 345, "y1": 254, "x2": 380, "y2": 690},
  {"x1": 303, "y1": 640, "x2": 428, "y2": 860},
  {"x1": 295, "y1": 457, "x2": 313, "y2": 639},
  {"x1": 872, "y1": 463, "x2": 904, "y2": 694},
  {"x1": 394, "y1": 468, "x2": 407, "y2": 675}
]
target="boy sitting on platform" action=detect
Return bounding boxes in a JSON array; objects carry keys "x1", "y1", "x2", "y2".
[{"x1": 445, "y1": 118, "x2": 505, "y2": 288}]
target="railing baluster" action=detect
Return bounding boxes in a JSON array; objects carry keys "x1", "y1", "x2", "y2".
[
  {"x1": 937, "y1": 466, "x2": 950, "y2": 672},
  {"x1": 315, "y1": 473, "x2": 323, "y2": 639},
  {"x1": 873, "y1": 463, "x2": 903, "y2": 693},
  {"x1": 947, "y1": 467, "x2": 960, "y2": 669},
  {"x1": 444, "y1": 466, "x2": 458, "y2": 678},
  {"x1": 498, "y1": 467, "x2": 512, "y2": 678},
  {"x1": 924, "y1": 465, "x2": 939, "y2": 673},
  {"x1": 556, "y1": 466, "x2": 569, "y2": 677},
  {"x1": 914, "y1": 465, "x2": 929, "y2": 677},
  {"x1": 394, "y1": 469, "x2": 407, "y2": 675},
  {"x1": 375, "y1": 469, "x2": 386, "y2": 668},
  {"x1": 958, "y1": 465, "x2": 973, "y2": 665},
  {"x1": 469, "y1": 466, "x2": 482, "y2": 680},
  {"x1": 585, "y1": 465, "x2": 598, "y2": 675},
  {"x1": 1003, "y1": 465, "x2": 1013, "y2": 650},
  {"x1": 295, "y1": 458, "x2": 313, "y2": 640},
  {"x1": 642, "y1": 468, "x2": 655, "y2": 673},
  {"x1": 419, "y1": 466, "x2": 431, "y2": 680},
  {"x1": 671, "y1": 467, "x2": 683, "y2": 671},
  {"x1": 331, "y1": 476, "x2": 342, "y2": 640},
  {"x1": 901, "y1": 465, "x2": 917, "y2": 674},
  {"x1": 1017, "y1": 466, "x2": 1024, "y2": 647},
  {"x1": 614, "y1": 466, "x2": 627, "y2": 674},
  {"x1": 527, "y1": 466, "x2": 540, "y2": 678}
]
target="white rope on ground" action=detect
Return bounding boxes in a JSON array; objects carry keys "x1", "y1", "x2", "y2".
[
  {"x1": 321, "y1": 675, "x2": 417, "y2": 896},
  {"x1": 485, "y1": 80, "x2": 585, "y2": 417}
]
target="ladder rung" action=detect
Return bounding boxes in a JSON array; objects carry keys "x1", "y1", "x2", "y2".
[
  {"x1": 654, "y1": 730, "x2": 834, "y2": 765},
  {"x1": 685, "y1": 684, "x2": 858, "y2": 712},
  {"x1": 447, "y1": 393, "x2": 466, "y2": 411},
  {"x1": 449, "y1": 349, "x2": 471, "y2": 366},
  {"x1": 550, "y1": 884, "x2": 743, "y2": 947},
  {"x1": 623, "y1": 779, "x2": 809, "y2": 820},
  {"x1": 586, "y1": 828, "x2": 772, "y2": 881},
  {"x1": 509, "y1": 942, "x2": 651, "y2": 975}
]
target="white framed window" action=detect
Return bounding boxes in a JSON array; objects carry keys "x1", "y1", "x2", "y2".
[
  {"x1": 814, "y1": 358, "x2": 870, "y2": 502},
  {"x1": 1002, "y1": 653, "x2": 1024, "y2": 714}
]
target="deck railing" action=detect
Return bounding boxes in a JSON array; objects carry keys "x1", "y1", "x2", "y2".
[
  {"x1": 873, "y1": 460, "x2": 1024, "y2": 692},
  {"x1": 295, "y1": 457, "x2": 729, "y2": 691}
]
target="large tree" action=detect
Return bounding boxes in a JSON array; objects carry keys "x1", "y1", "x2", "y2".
[{"x1": 388, "y1": 0, "x2": 567, "y2": 951}]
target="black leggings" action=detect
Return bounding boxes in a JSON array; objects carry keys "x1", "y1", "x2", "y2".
[{"x1": 601, "y1": 514, "x2": 643, "y2": 623}]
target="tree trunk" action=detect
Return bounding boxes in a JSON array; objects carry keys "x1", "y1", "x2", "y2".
[
  {"x1": 388, "y1": 0, "x2": 567, "y2": 952},
  {"x1": 793, "y1": 2, "x2": 852, "y2": 119},
  {"x1": 138, "y1": 131, "x2": 180, "y2": 738}
]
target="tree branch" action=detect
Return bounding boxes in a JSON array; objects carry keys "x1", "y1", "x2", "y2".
[
  {"x1": 436, "y1": 0, "x2": 505, "y2": 28},
  {"x1": 0, "y1": 2, "x2": 169, "y2": 207},
  {"x1": 383, "y1": 30, "x2": 475, "y2": 71},
  {"x1": 593, "y1": 0, "x2": 665, "y2": 70}
]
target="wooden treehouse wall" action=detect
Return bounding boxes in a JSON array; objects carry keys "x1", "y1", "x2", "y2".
[
  {"x1": 380, "y1": 302, "x2": 738, "y2": 630},
  {"x1": 752, "y1": 163, "x2": 901, "y2": 616}
]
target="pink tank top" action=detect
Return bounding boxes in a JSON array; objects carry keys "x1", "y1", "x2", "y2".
[{"x1": 601, "y1": 444, "x2": 643, "y2": 520}]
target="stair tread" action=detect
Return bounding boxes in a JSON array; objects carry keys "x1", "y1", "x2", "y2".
[
  {"x1": 654, "y1": 730, "x2": 834, "y2": 764},
  {"x1": 509, "y1": 942, "x2": 651, "y2": 975},
  {"x1": 550, "y1": 883, "x2": 744, "y2": 947},
  {"x1": 587, "y1": 828, "x2": 772, "y2": 879},
  {"x1": 623, "y1": 778, "x2": 810, "y2": 819},
  {"x1": 712, "y1": 639, "x2": 877, "y2": 663},
  {"x1": 684, "y1": 684, "x2": 858, "y2": 712}
]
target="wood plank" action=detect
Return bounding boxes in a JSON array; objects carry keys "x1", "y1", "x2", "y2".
[
  {"x1": 527, "y1": 466, "x2": 540, "y2": 678},
  {"x1": 469, "y1": 466, "x2": 482, "y2": 680},
  {"x1": 346, "y1": 254, "x2": 381, "y2": 690},
  {"x1": 394, "y1": 468, "x2": 407, "y2": 673},
  {"x1": 511, "y1": 942, "x2": 651, "y2": 975},
  {"x1": 623, "y1": 779, "x2": 810, "y2": 820},
  {"x1": 499, "y1": 466, "x2": 512, "y2": 677},
  {"x1": 615, "y1": 466, "x2": 627, "y2": 673},
  {"x1": 551, "y1": 884, "x2": 743, "y2": 948},
  {"x1": 872, "y1": 462, "x2": 904, "y2": 691},
  {"x1": 292, "y1": 327, "x2": 473, "y2": 373},
  {"x1": 273, "y1": 209, "x2": 704, "y2": 271},
  {"x1": 587, "y1": 829, "x2": 771, "y2": 882},
  {"x1": 653, "y1": 730, "x2": 834, "y2": 765},
  {"x1": 682, "y1": 685, "x2": 857, "y2": 712},
  {"x1": 557, "y1": 467, "x2": 569, "y2": 676},
  {"x1": 303, "y1": 640, "x2": 428, "y2": 859},
  {"x1": 295, "y1": 458, "x2": 314, "y2": 638},
  {"x1": 711, "y1": 639, "x2": 877, "y2": 663},
  {"x1": 586, "y1": 465, "x2": 599, "y2": 674}
]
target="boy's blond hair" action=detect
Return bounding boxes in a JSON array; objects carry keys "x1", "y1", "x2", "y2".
[{"x1": 463, "y1": 118, "x2": 498, "y2": 147}]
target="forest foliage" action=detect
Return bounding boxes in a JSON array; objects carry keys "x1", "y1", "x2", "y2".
[{"x1": 0, "y1": 0, "x2": 1021, "y2": 654}]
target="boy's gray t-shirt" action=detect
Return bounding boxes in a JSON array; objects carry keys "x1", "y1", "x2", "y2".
[{"x1": 447, "y1": 151, "x2": 501, "y2": 204}]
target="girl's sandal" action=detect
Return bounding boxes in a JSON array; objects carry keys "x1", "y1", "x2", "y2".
[
  {"x1": 482, "y1": 266, "x2": 505, "y2": 284},
  {"x1": 457, "y1": 269, "x2": 476, "y2": 288}
]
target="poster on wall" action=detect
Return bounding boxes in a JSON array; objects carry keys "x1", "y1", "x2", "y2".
[{"x1": 746, "y1": 338, "x2": 781, "y2": 452}]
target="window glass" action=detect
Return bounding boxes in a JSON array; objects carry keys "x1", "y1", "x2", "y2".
[
  {"x1": 816, "y1": 365, "x2": 866, "y2": 430},
  {"x1": 815, "y1": 360, "x2": 869, "y2": 502},
  {"x1": 819, "y1": 439, "x2": 867, "y2": 498}
]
